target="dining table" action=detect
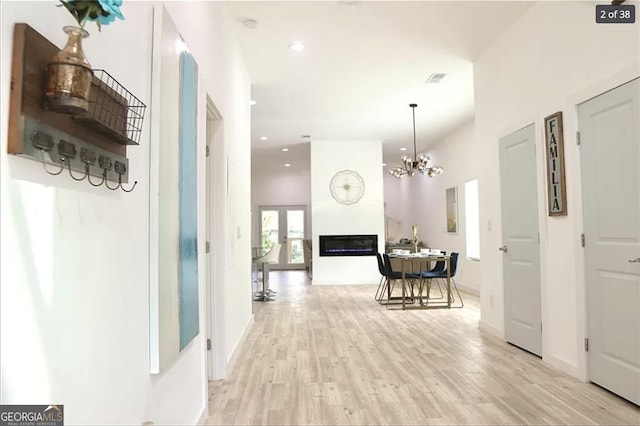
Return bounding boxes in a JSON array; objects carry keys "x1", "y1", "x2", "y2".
[{"x1": 388, "y1": 252, "x2": 452, "y2": 310}]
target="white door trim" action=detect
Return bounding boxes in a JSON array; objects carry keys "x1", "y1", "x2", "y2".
[{"x1": 205, "y1": 95, "x2": 226, "y2": 381}]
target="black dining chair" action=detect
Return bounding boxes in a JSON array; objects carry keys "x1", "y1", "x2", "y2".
[
  {"x1": 420, "y1": 252, "x2": 463, "y2": 308},
  {"x1": 375, "y1": 253, "x2": 398, "y2": 304},
  {"x1": 426, "y1": 251, "x2": 447, "y2": 273},
  {"x1": 382, "y1": 253, "x2": 420, "y2": 307},
  {"x1": 418, "y1": 251, "x2": 446, "y2": 300},
  {"x1": 374, "y1": 253, "x2": 387, "y2": 302}
]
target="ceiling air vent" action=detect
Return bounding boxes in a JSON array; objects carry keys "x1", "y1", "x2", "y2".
[{"x1": 425, "y1": 73, "x2": 446, "y2": 84}]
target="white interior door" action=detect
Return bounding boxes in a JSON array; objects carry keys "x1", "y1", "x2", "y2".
[
  {"x1": 499, "y1": 124, "x2": 542, "y2": 356},
  {"x1": 259, "y1": 205, "x2": 306, "y2": 270},
  {"x1": 579, "y1": 78, "x2": 640, "y2": 405}
]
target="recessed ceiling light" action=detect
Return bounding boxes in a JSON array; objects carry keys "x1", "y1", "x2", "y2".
[
  {"x1": 425, "y1": 73, "x2": 446, "y2": 84},
  {"x1": 284, "y1": 163, "x2": 291, "y2": 167},
  {"x1": 250, "y1": 100, "x2": 256, "y2": 106},
  {"x1": 260, "y1": 136, "x2": 268, "y2": 140},
  {"x1": 382, "y1": 163, "x2": 387, "y2": 167},
  {"x1": 282, "y1": 148, "x2": 289, "y2": 152},
  {"x1": 400, "y1": 147, "x2": 407, "y2": 151},
  {"x1": 289, "y1": 42, "x2": 304, "y2": 51},
  {"x1": 242, "y1": 19, "x2": 258, "y2": 29}
]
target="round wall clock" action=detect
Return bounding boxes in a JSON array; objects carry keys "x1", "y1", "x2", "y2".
[{"x1": 329, "y1": 169, "x2": 365, "y2": 205}]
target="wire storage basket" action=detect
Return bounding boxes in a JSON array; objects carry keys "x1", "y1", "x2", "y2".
[{"x1": 72, "y1": 69, "x2": 146, "y2": 145}]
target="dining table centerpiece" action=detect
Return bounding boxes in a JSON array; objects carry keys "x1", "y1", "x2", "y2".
[{"x1": 45, "y1": 0, "x2": 125, "y2": 113}]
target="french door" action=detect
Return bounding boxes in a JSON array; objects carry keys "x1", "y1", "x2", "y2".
[{"x1": 259, "y1": 205, "x2": 306, "y2": 270}]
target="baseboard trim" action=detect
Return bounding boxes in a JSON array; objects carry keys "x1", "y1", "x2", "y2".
[
  {"x1": 195, "y1": 407, "x2": 207, "y2": 425},
  {"x1": 225, "y1": 314, "x2": 254, "y2": 376},
  {"x1": 457, "y1": 283, "x2": 480, "y2": 297},
  {"x1": 478, "y1": 319, "x2": 504, "y2": 339},
  {"x1": 544, "y1": 353, "x2": 582, "y2": 380}
]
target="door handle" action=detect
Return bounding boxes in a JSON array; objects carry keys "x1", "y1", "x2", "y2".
[
  {"x1": 628, "y1": 258, "x2": 640, "y2": 263},
  {"x1": 498, "y1": 245, "x2": 508, "y2": 253}
]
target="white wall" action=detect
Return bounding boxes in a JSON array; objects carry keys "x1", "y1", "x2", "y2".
[
  {"x1": 251, "y1": 168, "x2": 311, "y2": 246},
  {"x1": 0, "y1": 1, "x2": 251, "y2": 424},
  {"x1": 473, "y1": 1, "x2": 639, "y2": 378},
  {"x1": 385, "y1": 121, "x2": 481, "y2": 294},
  {"x1": 311, "y1": 140, "x2": 385, "y2": 285},
  {"x1": 383, "y1": 171, "x2": 415, "y2": 242}
]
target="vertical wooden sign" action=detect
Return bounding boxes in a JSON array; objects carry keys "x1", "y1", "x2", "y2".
[{"x1": 544, "y1": 111, "x2": 567, "y2": 216}]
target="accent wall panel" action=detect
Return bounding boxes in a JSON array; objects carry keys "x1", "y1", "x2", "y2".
[{"x1": 178, "y1": 50, "x2": 199, "y2": 350}]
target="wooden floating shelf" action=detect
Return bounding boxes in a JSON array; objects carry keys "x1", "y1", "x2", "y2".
[{"x1": 8, "y1": 23, "x2": 142, "y2": 158}]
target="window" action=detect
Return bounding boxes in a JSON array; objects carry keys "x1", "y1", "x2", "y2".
[{"x1": 464, "y1": 179, "x2": 480, "y2": 260}]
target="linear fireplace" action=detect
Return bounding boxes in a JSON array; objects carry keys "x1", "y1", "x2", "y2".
[{"x1": 319, "y1": 234, "x2": 378, "y2": 257}]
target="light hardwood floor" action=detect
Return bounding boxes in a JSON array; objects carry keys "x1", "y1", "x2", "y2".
[{"x1": 207, "y1": 271, "x2": 640, "y2": 425}]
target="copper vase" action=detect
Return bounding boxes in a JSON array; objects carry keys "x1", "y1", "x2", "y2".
[{"x1": 45, "y1": 26, "x2": 93, "y2": 114}]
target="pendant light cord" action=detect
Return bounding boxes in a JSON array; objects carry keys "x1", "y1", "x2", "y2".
[{"x1": 410, "y1": 103, "x2": 418, "y2": 162}]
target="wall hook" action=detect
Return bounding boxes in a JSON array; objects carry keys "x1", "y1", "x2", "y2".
[
  {"x1": 119, "y1": 176, "x2": 137, "y2": 193},
  {"x1": 67, "y1": 160, "x2": 88, "y2": 181},
  {"x1": 104, "y1": 175, "x2": 120, "y2": 191},
  {"x1": 79, "y1": 148, "x2": 103, "y2": 186},
  {"x1": 114, "y1": 160, "x2": 136, "y2": 192},
  {"x1": 98, "y1": 155, "x2": 120, "y2": 191},
  {"x1": 87, "y1": 168, "x2": 106, "y2": 187},
  {"x1": 38, "y1": 148, "x2": 64, "y2": 175}
]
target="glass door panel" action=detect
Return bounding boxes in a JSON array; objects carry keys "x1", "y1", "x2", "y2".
[
  {"x1": 286, "y1": 210, "x2": 304, "y2": 266},
  {"x1": 260, "y1": 210, "x2": 279, "y2": 256},
  {"x1": 258, "y1": 205, "x2": 306, "y2": 270}
]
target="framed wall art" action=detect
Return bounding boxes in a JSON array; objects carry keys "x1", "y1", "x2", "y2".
[{"x1": 446, "y1": 186, "x2": 458, "y2": 234}]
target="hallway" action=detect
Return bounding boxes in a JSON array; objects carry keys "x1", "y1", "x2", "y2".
[{"x1": 206, "y1": 272, "x2": 639, "y2": 425}]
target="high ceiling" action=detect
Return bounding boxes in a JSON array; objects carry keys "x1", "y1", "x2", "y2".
[{"x1": 225, "y1": 1, "x2": 534, "y2": 172}]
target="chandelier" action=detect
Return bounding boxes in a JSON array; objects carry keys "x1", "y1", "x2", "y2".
[{"x1": 388, "y1": 103, "x2": 443, "y2": 178}]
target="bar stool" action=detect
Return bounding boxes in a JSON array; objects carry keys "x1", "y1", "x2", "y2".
[{"x1": 252, "y1": 243, "x2": 281, "y2": 302}]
